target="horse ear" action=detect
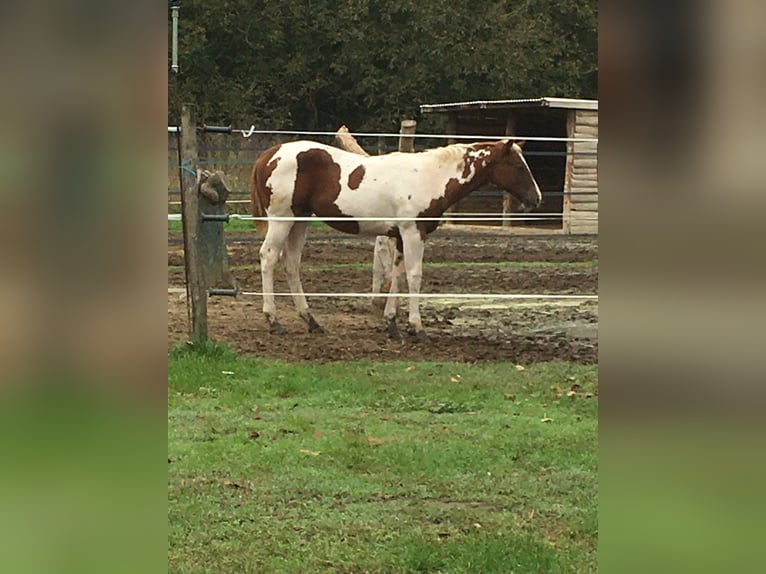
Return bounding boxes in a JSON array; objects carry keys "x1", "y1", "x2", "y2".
[{"x1": 502, "y1": 139, "x2": 525, "y2": 153}]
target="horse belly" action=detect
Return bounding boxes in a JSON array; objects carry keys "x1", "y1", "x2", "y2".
[
  {"x1": 342, "y1": 162, "x2": 438, "y2": 218},
  {"x1": 357, "y1": 220, "x2": 396, "y2": 236},
  {"x1": 333, "y1": 184, "x2": 395, "y2": 226},
  {"x1": 334, "y1": 187, "x2": 420, "y2": 236}
]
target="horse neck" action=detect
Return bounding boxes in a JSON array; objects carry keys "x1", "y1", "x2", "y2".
[{"x1": 435, "y1": 145, "x2": 494, "y2": 208}]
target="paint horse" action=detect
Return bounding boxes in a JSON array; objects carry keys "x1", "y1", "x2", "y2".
[{"x1": 250, "y1": 139, "x2": 542, "y2": 342}]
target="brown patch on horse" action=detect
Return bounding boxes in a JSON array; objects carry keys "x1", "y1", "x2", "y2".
[
  {"x1": 293, "y1": 148, "x2": 360, "y2": 234},
  {"x1": 319, "y1": 203, "x2": 361, "y2": 234},
  {"x1": 252, "y1": 144, "x2": 282, "y2": 212},
  {"x1": 385, "y1": 226, "x2": 404, "y2": 253},
  {"x1": 348, "y1": 165, "x2": 365, "y2": 190},
  {"x1": 251, "y1": 144, "x2": 283, "y2": 232},
  {"x1": 461, "y1": 145, "x2": 486, "y2": 178},
  {"x1": 415, "y1": 145, "x2": 498, "y2": 239},
  {"x1": 415, "y1": 195, "x2": 448, "y2": 240}
]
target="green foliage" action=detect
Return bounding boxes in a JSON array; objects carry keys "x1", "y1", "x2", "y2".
[{"x1": 168, "y1": 0, "x2": 597, "y2": 130}]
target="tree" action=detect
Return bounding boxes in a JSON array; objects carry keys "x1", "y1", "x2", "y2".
[{"x1": 168, "y1": 0, "x2": 597, "y2": 130}]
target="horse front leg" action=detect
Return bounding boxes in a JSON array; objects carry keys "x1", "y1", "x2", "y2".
[
  {"x1": 382, "y1": 249, "x2": 405, "y2": 340},
  {"x1": 400, "y1": 227, "x2": 429, "y2": 344}
]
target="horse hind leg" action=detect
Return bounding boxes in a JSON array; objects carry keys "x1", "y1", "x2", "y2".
[
  {"x1": 371, "y1": 236, "x2": 397, "y2": 316},
  {"x1": 382, "y1": 249, "x2": 406, "y2": 340},
  {"x1": 259, "y1": 220, "x2": 292, "y2": 334},
  {"x1": 283, "y1": 221, "x2": 324, "y2": 334}
]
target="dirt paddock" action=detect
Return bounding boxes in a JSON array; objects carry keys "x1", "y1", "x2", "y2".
[{"x1": 168, "y1": 226, "x2": 598, "y2": 364}]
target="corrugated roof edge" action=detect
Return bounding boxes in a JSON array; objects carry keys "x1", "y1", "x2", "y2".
[{"x1": 419, "y1": 97, "x2": 598, "y2": 113}]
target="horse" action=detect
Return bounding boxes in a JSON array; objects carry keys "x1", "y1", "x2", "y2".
[{"x1": 250, "y1": 138, "x2": 542, "y2": 342}]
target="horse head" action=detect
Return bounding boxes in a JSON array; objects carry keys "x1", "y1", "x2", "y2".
[{"x1": 489, "y1": 140, "x2": 542, "y2": 211}]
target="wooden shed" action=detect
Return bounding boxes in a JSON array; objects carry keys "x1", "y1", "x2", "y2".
[{"x1": 419, "y1": 97, "x2": 598, "y2": 234}]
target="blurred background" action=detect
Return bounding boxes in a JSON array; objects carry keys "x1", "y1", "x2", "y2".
[
  {"x1": 601, "y1": 1, "x2": 766, "y2": 572},
  {"x1": 0, "y1": 1, "x2": 166, "y2": 572}
]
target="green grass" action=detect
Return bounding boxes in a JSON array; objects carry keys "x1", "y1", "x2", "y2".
[
  {"x1": 168, "y1": 219, "x2": 255, "y2": 233},
  {"x1": 168, "y1": 348, "x2": 598, "y2": 573},
  {"x1": 168, "y1": 219, "x2": 332, "y2": 234}
]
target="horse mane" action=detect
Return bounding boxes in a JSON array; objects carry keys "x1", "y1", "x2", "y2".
[
  {"x1": 421, "y1": 141, "x2": 498, "y2": 169},
  {"x1": 425, "y1": 143, "x2": 472, "y2": 161}
]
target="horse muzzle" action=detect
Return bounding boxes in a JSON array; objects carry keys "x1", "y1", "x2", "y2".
[
  {"x1": 527, "y1": 191, "x2": 543, "y2": 211},
  {"x1": 520, "y1": 199, "x2": 540, "y2": 213}
]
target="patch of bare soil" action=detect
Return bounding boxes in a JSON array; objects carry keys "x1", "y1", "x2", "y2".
[{"x1": 168, "y1": 227, "x2": 598, "y2": 364}]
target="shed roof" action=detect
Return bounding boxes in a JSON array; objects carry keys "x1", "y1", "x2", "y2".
[{"x1": 420, "y1": 97, "x2": 598, "y2": 114}]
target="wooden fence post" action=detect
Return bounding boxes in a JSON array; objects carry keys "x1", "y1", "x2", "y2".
[
  {"x1": 398, "y1": 119, "x2": 417, "y2": 153},
  {"x1": 179, "y1": 103, "x2": 207, "y2": 342}
]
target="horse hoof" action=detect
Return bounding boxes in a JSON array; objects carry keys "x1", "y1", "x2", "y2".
[
  {"x1": 303, "y1": 314, "x2": 325, "y2": 334},
  {"x1": 414, "y1": 331, "x2": 430, "y2": 344},
  {"x1": 269, "y1": 321, "x2": 286, "y2": 335},
  {"x1": 386, "y1": 321, "x2": 401, "y2": 341},
  {"x1": 308, "y1": 322, "x2": 325, "y2": 334}
]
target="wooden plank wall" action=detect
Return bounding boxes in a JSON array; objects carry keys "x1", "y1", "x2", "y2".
[{"x1": 564, "y1": 110, "x2": 598, "y2": 234}]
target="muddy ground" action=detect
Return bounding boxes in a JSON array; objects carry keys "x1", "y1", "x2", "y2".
[{"x1": 168, "y1": 226, "x2": 598, "y2": 364}]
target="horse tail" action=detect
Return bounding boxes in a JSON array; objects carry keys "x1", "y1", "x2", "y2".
[{"x1": 250, "y1": 156, "x2": 268, "y2": 234}]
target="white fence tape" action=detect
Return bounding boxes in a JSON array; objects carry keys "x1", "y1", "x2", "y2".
[{"x1": 167, "y1": 214, "x2": 597, "y2": 222}]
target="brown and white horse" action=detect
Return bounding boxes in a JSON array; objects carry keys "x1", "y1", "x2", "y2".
[{"x1": 250, "y1": 139, "x2": 542, "y2": 342}]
